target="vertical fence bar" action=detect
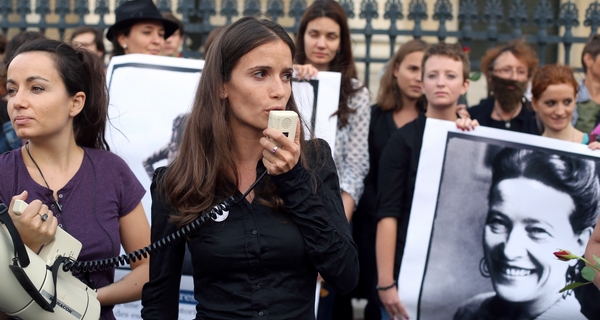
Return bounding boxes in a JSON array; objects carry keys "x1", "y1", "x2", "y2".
[
  {"x1": 35, "y1": 0, "x2": 50, "y2": 34},
  {"x1": 507, "y1": 0, "x2": 528, "y2": 40},
  {"x1": 360, "y1": 0, "x2": 378, "y2": 88},
  {"x1": 220, "y1": 0, "x2": 238, "y2": 26},
  {"x1": 266, "y1": 0, "x2": 284, "y2": 24},
  {"x1": 533, "y1": 0, "x2": 554, "y2": 66},
  {"x1": 558, "y1": 1, "x2": 579, "y2": 66},
  {"x1": 384, "y1": 0, "x2": 403, "y2": 58},
  {"x1": 458, "y1": 0, "x2": 477, "y2": 50},
  {"x1": 95, "y1": 0, "x2": 110, "y2": 31},
  {"x1": 198, "y1": 0, "x2": 215, "y2": 56},
  {"x1": 482, "y1": 0, "x2": 503, "y2": 48},
  {"x1": 0, "y1": 0, "x2": 11, "y2": 36},
  {"x1": 54, "y1": 0, "x2": 70, "y2": 40},
  {"x1": 243, "y1": 0, "x2": 261, "y2": 17},
  {"x1": 288, "y1": 0, "x2": 305, "y2": 37},
  {"x1": 17, "y1": 0, "x2": 31, "y2": 32},
  {"x1": 585, "y1": 0, "x2": 600, "y2": 37},
  {"x1": 433, "y1": 0, "x2": 452, "y2": 43},
  {"x1": 408, "y1": 0, "x2": 427, "y2": 39},
  {"x1": 177, "y1": 0, "x2": 195, "y2": 57},
  {"x1": 74, "y1": 0, "x2": 90, "y2": 27}
]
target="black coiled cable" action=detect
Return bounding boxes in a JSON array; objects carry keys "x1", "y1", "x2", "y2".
[{"x1": 62, "y1": 170, "x2": 268, "y2": 274}]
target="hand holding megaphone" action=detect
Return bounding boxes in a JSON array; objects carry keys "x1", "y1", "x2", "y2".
[{"x1": 9, "y1": 191, "x2": 58, "y2": 253}]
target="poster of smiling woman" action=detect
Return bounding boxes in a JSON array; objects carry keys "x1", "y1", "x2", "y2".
[{"x1": 399, "y1": 119, "x2": 600, "y2": 320}]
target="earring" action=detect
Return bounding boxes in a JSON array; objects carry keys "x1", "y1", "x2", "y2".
[
  {"x1": 122, "y1": 44, "x2": 128, "y2": 50},
  {"x1": 479, "y1": 257, "x2": 490, "y2": 278}
]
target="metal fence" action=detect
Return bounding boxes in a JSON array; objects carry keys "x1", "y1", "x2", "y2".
[{"x1": 0, "y1": 0, "x2": 598, "y2": 86}]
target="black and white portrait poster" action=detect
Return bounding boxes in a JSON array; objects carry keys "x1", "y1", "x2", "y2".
[
  {"x1": 399, "y1": 119, "x2": 600, "y2": 320},
  {"x1": 106, "y1": 54, "x2": 204, "y2": 217},
  {"x1": 106, "y1": 54, "x2": 204, "y2": 320}
]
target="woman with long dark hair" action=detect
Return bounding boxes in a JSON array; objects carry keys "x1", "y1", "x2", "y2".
[
  {"x1": 0, "y1": 39, "x2": 149, "y2": 320},
  {"x1": 140, "y1": 17, "x2": 359, "y2": 319},
  {"x1": 294, "y1": 0, "x2": 370, "y2": 223}
]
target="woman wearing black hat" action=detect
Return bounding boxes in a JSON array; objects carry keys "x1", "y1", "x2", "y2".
[{"x1": 106, "y1": 0, "x2": 178, "y2": 57}]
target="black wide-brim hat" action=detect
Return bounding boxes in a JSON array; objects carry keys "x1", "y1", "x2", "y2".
[{"x1": 106, "y1": 0, "x2": 179, "y2": 42}]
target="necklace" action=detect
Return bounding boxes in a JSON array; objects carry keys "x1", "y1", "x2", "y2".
[
  {"x1": 493, "y1": 106, "x2": 520, "y2": 129},
  {"x1": 25, "y1": 141, "x2": 63, "y2": 213}
]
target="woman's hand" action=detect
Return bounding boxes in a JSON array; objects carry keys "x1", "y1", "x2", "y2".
[
  {"x1": 588, "y1": 141, "x2": 600, "y2": 150},
  {"x1": 293, "y1": 64, "x2": 319, "y2": 80},
  {"x1": 261, "y1": 118, "x2": 301, "y2": 175},
  {"x1": 8, "y1": 190, "x2": 57, "y2": 252},
  {"x1": 456, "y1": 118, "x2": 479, "y2": 131},
  {"x1": 379, "y1": 287, "x2": 409, "y2": 320},
  {"x1": 456, "y1": 104, "x2": 470, "y2": 119}
]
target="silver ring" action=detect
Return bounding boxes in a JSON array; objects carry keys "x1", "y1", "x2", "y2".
[
  {"x1": 271, "y1": 146, "x2": 278, "y2": 154},
  {"x1": 40, "y1": 213, "x2": 48, "y2": 221}
]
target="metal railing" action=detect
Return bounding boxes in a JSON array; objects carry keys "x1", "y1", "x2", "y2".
[{"x1": 0, "y1": 0, "x2": 598, "y2": 86}]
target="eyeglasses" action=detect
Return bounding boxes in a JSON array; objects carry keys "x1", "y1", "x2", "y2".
[{"x1": 492, "y1": 66, "x2": 528, "y2": 79}]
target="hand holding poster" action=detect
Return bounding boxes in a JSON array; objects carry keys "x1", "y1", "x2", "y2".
[{"x1": 400, "y1": 119, "x2": 600, "y2": 320}]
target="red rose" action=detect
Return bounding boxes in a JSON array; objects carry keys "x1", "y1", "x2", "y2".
[{"x1": 554, "y1": 250, "x2": 578, "y2": 261}]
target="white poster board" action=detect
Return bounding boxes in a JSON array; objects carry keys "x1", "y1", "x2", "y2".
[
  {"x1": 105, "y1": 56, "x2": 341, "y2": 319},
  {"x1": 292, "y1": 72, "x2": 341, "y2": 152},
  {"x1": 399, "y1": 119, "x2": 599, "y2": 320},
  {"x1": 106, "y1": 54, "x2": 204, "y2": 217},
  {"x1": 106, "y1": 54, "x2": 203, "y2": 320}
]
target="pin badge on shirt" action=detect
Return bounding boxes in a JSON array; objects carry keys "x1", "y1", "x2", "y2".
[{"x1": 211, "y1": 206, "x2": 229, "y2": 222}]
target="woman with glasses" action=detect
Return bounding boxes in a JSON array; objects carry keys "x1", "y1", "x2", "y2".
[{"x1": 466, "y1": 40, "x2": 540, "y2": 135}]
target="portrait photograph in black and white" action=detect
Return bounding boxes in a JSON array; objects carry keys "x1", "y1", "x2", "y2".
[{"x1": 398, "y1": 120, "x2": 600, "y2": 320}]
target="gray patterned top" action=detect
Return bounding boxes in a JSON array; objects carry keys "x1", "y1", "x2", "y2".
[{"x1": 334, "y1": 78, "x2": 371, "y2": 205}]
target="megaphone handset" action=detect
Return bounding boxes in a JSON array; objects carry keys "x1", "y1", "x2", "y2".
[
  {"x1": 8, "y1": 192, "x2": 57, "y2": 254},
  {"x1": 12, "y1": 200, "x2": 82, "y2": 265}
]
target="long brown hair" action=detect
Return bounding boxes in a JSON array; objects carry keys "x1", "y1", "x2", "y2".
[
  {"x1": 162, "y1": 17, "x2": 310, "y2": 226},
  {"x1": 295, "y1": 0, "x2": 363, "y2": 128},
  {"x1": 377, "y1": 39, "x2": 428, "y2": 111}
]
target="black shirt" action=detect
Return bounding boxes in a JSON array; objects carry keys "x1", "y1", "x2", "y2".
[
  {"x1": 141, "y1": 140, "x2": 359, "y2": 320},
  {"x1": 468, "y1": 97, "x2": 540, "y2": 135},
  {"x1": 376, "y1": 112, "x2": 426, "y2": 277},
  {"x1": 355, "y1": 105, "x2": 399, "y2": 225}
]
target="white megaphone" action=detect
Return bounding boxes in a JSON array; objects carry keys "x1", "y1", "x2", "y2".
[{"x1": 0, "y1": 200, "x2": 100, "y2": 320}]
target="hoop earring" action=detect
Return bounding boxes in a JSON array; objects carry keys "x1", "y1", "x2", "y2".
[{"x1": 479, "y1": 257, "x2": 490, "y2": 278}]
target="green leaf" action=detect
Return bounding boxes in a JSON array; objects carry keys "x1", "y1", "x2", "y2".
[
  {"x1": 469, "y1": 71, "x2": 481, "y2": 81},
  {"x1": 559, "y1": 281, "x2": 592, "y2": 293},
  {"x1": 582, "y1": 266, "x2": 597, "y2": 282},
  {"x1": 593, "y1": 254, "x2": 600, "y2": 267}
]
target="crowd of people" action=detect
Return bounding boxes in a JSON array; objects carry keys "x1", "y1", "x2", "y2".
[{"x1": 0, "y1": 0, "x2": 599, "y2": 319}]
